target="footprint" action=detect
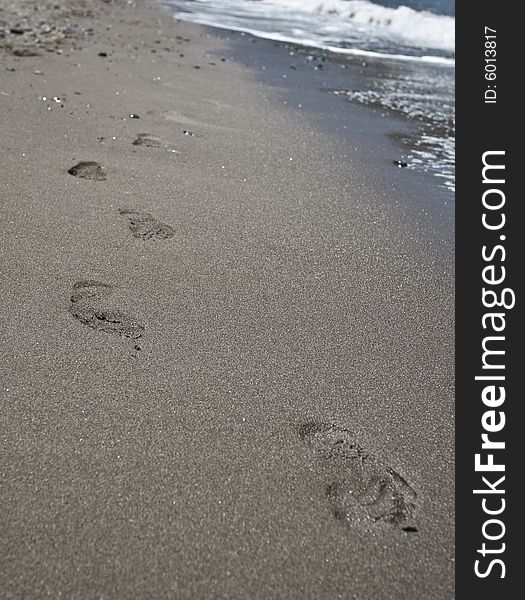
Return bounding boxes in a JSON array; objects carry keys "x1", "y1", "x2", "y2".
[
  {"x1": 118, "y1": 209, "x2": 174, "y2": 240},
  {"x1": 132, "y1": 133, "x2": 161, "y2": 147},
  {"x1": 11, "y1": 48, "x2": 41, "y2": 57},
  {"x1": 69, "y1": 280, "x2": 144, "y2": 339},
  {"x1": 68, "y1": 161, "x2": 106, "y2": 181},
  {"x1": 298, "y1": 422, "x2": 417, "y2": 531}
]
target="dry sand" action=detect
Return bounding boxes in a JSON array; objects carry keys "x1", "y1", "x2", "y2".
[{"x1": 1, "y1": 1, "x2": 454, "y2": 598}]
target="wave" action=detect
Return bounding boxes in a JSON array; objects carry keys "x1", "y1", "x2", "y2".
[
  {"x1": 268, "y1": 0, "x2": 455, "y2": 52},
  {"x1": 166, "y1": 0, "x2": 454, "y2": 58}
]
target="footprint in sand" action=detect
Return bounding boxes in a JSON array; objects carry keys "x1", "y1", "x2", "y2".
[
  {"x1": 118, "y1": 209, "x2": 174, "y2": 240},
  {"x1": 132, "y1": 133, "x2": 162, "y2": 147},
  {"x1": 69, "y1": 280, "x2": 144, "y2": 339},
  {"x1": 298, "y1": 422, "x2": 417, "y2": 532},
  {"x1": 68, "y1": 161, "x2": 106, "y2": 181}
]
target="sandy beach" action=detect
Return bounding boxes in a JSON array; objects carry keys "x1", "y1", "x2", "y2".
[{"x1": 1, "y1": 1, "x2": 454, "y2": 598}]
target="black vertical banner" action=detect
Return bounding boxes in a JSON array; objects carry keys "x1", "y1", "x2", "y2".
[{"x1": 456, "y1": 2, "x2": 522, "y2": 597}]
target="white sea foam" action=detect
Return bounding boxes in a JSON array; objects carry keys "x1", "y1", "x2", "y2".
[
  {"x1": 165, "y1": 0, "x2": 454, "y2": 59},
  {"x1": 269, "y1": 0, "x2": 455, "y2": 52}
]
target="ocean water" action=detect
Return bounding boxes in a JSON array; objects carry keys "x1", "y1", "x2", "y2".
[{"x1": 163, "y1": 0, "x2": 455, "y2": 193}]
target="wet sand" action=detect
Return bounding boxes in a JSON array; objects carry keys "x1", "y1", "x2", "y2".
[{"x1": 1, "y1": 1, "x2": 454, "y2": 598}]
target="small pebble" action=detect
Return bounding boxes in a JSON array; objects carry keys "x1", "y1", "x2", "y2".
[{"x1": 10, "y1": 26, "x2": 29, "y2": 35}]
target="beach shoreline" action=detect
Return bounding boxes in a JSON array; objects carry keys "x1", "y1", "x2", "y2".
[{"x1": 1, "y1": 1, "x2": 454, "y2": 598}]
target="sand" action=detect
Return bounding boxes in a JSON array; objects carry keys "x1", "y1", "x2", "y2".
[{"x1": 1, "y1": 1, "x2": 455, "y2": 598}]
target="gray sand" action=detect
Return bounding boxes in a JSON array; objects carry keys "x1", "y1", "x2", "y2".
[{"x1": 0, "y1": 1, "x2": 454, "y2": 598}]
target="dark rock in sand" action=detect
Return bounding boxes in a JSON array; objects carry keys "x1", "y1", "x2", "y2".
[{"x1": 10, "y1": 26, "x2": 31, "y2": 35}]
